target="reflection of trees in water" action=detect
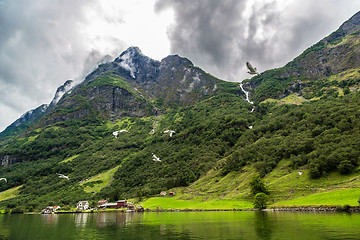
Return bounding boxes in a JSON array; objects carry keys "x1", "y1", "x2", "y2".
[{"x1": 254, "y1": 211, "x2": 273, "y2": 240}]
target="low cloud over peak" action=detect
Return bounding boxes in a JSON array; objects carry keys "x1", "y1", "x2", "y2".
[{"x1": 155, "y1": 0, "x2": 360, "y2": 81}]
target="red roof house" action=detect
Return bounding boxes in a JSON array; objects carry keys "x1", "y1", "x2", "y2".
[{"x1": 116, "y1": 200, "x2": 127, "y2": 208}]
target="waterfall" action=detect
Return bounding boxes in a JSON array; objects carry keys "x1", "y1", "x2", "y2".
[{"x1": 239, "y1": 83, "x2": 253, "y2": 104}]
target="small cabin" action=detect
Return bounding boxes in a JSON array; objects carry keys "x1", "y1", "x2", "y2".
[
  {"x1": 169, "y1": 192, "x2": 176, "y2": 196},
  {"x1": 160, "y1": 191, "x2": 166, "y2": 196}
]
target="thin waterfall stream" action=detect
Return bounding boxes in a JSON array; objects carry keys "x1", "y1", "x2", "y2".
[
  {"x1": 239, "y1": 83, "x2": 254, "y2": 129},
  {"x1": 239, "y1": 83, "x2": 253, "y2": 104}
]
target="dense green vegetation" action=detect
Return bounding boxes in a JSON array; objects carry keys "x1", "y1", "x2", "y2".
[
  {"x1": 0, "y1": 90, "x2": 255, "y2": 210},
  {"x1": 0, "y1": 87, "x2": 360, "y2": 211},
  {"x1": 222, "y1": 93, "x2": 360, "y2": 179}
]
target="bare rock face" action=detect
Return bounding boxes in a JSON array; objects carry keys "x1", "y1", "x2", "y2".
[
  {"x1": 337, "y1": 11, "x2": 360, "y2": 36},
  {"x1": 0, "y1": 155, "x2": 23, "y2": 166}
]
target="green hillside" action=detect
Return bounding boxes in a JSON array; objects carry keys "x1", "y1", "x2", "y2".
[{"x1": 0, "y1": 12, "x2": 360, "y2": 212}]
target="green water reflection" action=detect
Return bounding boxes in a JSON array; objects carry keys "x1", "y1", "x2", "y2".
[{"x1": 0, "y1": 211, "x2": 359, "y2": 239}]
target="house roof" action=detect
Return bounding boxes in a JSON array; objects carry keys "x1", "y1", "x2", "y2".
[
  {"x1": 106, "y1": 203, "x2": 118, "y2": 206},
  {"x1": 97, "y1": 200, "x2": 108, "y2": 204},
  {"x1": 116, "y1": 200, "x2": 127, "y2": 203}
]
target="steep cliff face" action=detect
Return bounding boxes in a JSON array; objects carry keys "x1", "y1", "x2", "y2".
[{"x1": 44, "y1": 82, "x2": 155, "y2": 126}]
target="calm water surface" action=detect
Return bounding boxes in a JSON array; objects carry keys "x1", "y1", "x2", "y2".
[{"x1": 0, "y1": 211, "x2": 359, "y2": 240}]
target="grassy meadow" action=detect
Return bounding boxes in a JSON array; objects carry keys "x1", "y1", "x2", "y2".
[{"x1": 142, "y1": 197, "x2": 253, "y2": 210}]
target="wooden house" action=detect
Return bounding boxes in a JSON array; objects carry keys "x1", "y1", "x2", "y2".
[
  {"x1": 116, "y1": 200, "x2": 127, "y2": 208},
  {"x1": 77, "y1": 201, "x2": 89, "y2": 211}
]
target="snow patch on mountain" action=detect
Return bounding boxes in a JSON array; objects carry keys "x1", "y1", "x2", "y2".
[
  {"x1": 118, "y1": 51, "x2": 136, "y2": 78},
  {"x1": 50, "y1": 80, "x2": 74, "y2": 106},
  {"x1": 116, "y1": 47, "x2": 145, "y2": 79}
]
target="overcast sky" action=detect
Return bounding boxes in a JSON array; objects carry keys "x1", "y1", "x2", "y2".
[{"x1": 1, "y1": 0, "x2": 360, "y2": 131}]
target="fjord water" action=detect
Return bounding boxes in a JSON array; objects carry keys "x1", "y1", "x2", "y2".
[{"x1": 0, "y1": 211, "x2": 359, "y2": 240}]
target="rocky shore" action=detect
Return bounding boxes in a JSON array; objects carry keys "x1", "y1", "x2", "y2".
[{"x1": 269, "y1": 206, "x2": 360, "y2": 212}]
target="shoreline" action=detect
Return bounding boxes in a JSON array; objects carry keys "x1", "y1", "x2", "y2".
[{"x1": 36, "y1": 206, "x2": 360, "y2": 214}]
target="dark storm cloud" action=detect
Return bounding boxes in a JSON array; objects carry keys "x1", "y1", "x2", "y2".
[
  {"x1": 155, "y1": 0, "x2": 360, "y2": 81},
  {"x1": 0, "y1": 0, "x2": 125, "y2": 131}
]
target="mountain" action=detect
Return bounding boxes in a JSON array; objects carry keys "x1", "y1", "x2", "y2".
[
  {"x1": 0, "y1": 12, "x2": 360, "y2": 210},
  {"x1": 0, "y1": 80, "x2": 74, "y2": 144},
  {"x1": 33, "y1": 46, "x2": 241, "y2": 127},
  {"x1": 246, "y1": 11, "x2": 360, "y2": 102},
  {"x1": 1, "y1": 48, "x2": 240, "y2": 140}
]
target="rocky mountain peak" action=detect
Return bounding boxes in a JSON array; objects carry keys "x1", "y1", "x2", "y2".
[
  {"x1": 49, "y1": 80, "x2": 74, "y2": 106},
  {"x1": 160, "y1": 54, "x2": 193, "y2": 68},
  {"x1": 114, "y1": 46, "x2": 160, "y2": 80}
]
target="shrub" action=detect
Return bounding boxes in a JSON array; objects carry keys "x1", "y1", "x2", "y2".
[
  {"x1": 253, "y1": 193, "x2": 269, "y2": 209},
  {"x1": 336, "y1": 204, "x2": 351, "y2": 212}
]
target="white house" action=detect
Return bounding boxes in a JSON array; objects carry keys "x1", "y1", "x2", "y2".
[{"x1": 77, "y1": 201, "x2": 89, "y2": 211}]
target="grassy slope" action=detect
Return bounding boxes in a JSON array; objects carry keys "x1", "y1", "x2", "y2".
[
  {"x1": 273, "y1": 188, "x2": 360, "y2": 206},
  {"x1": 141, "y1": 159, "x2": 360, "y2": 209},
  {"x1": 261, "y1": 94, "x2": 308, "y2": 105},
  {"x1": 80, "y1": 165, "x2": 120, "y2": 193},
  {"x1": 0, "y1": 186, "x2": 21, "y2": 202},
  {"x1": 142, "y1": 197, "x2": 253, "y2": 210}
]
